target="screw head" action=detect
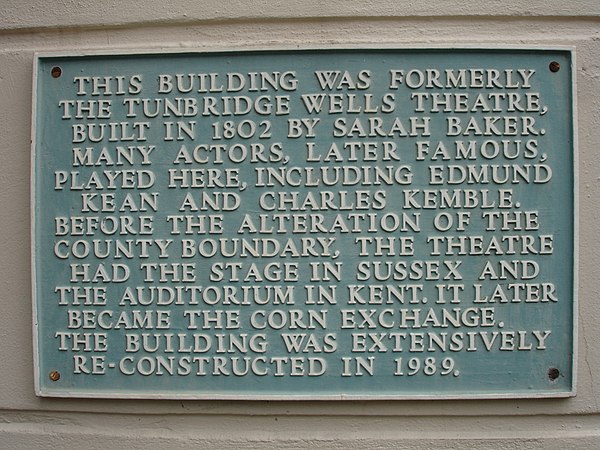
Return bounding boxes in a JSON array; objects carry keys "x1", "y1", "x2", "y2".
[
  {"x1": 548, "y1": 367, "x2": 560, "y2": 381},
  {"x1": 549, "y1": 61, "x2": 560, "y2": 73},
  {"x1": 49, "y1": 370, "x2": 61, "y2": 382},
  {"x1": 51, "y1": 66, "x2": 62, "y2": 78}
]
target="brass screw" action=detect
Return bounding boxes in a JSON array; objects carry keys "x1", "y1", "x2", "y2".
[
  {"x1": 549, "y1": 61, "x2": 560, "y2": 73},
  {"x1": 51, "y1": 66, "x2": 62, "y2": 78},
  {"x1": 49, "y1": 370, "x2": 61, "y2": 382}
]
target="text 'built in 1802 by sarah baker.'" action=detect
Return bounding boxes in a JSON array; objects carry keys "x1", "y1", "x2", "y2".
[{"x1": 32, "y1": 48, "x2": 576, "y2": 399}]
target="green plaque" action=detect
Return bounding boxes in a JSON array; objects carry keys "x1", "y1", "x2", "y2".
[{"x1": 32, "y1": 48, "x2": 576, "y2": 399}]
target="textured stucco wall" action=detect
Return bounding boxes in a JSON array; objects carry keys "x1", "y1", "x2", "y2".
[{"x1": 1, "y1": 1, "x2": 599, "y2": 447}]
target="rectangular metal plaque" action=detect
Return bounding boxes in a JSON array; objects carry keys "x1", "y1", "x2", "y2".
[{"x1": 32, "y1": 48, "x2": 576, "y2": 399}]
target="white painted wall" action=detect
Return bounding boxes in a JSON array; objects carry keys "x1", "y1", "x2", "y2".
[{"x1": 1, "y1": 1, "x2": 599, "y2": 447}]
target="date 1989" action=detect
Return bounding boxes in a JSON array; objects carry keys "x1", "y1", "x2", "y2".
[{"x1": 394, "y1": 357, "x2": 460, "y2": 377}]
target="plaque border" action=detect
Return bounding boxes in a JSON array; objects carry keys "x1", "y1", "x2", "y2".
[{"x1": 31, "y1": 45, "x2": 578, "y2": 400}]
